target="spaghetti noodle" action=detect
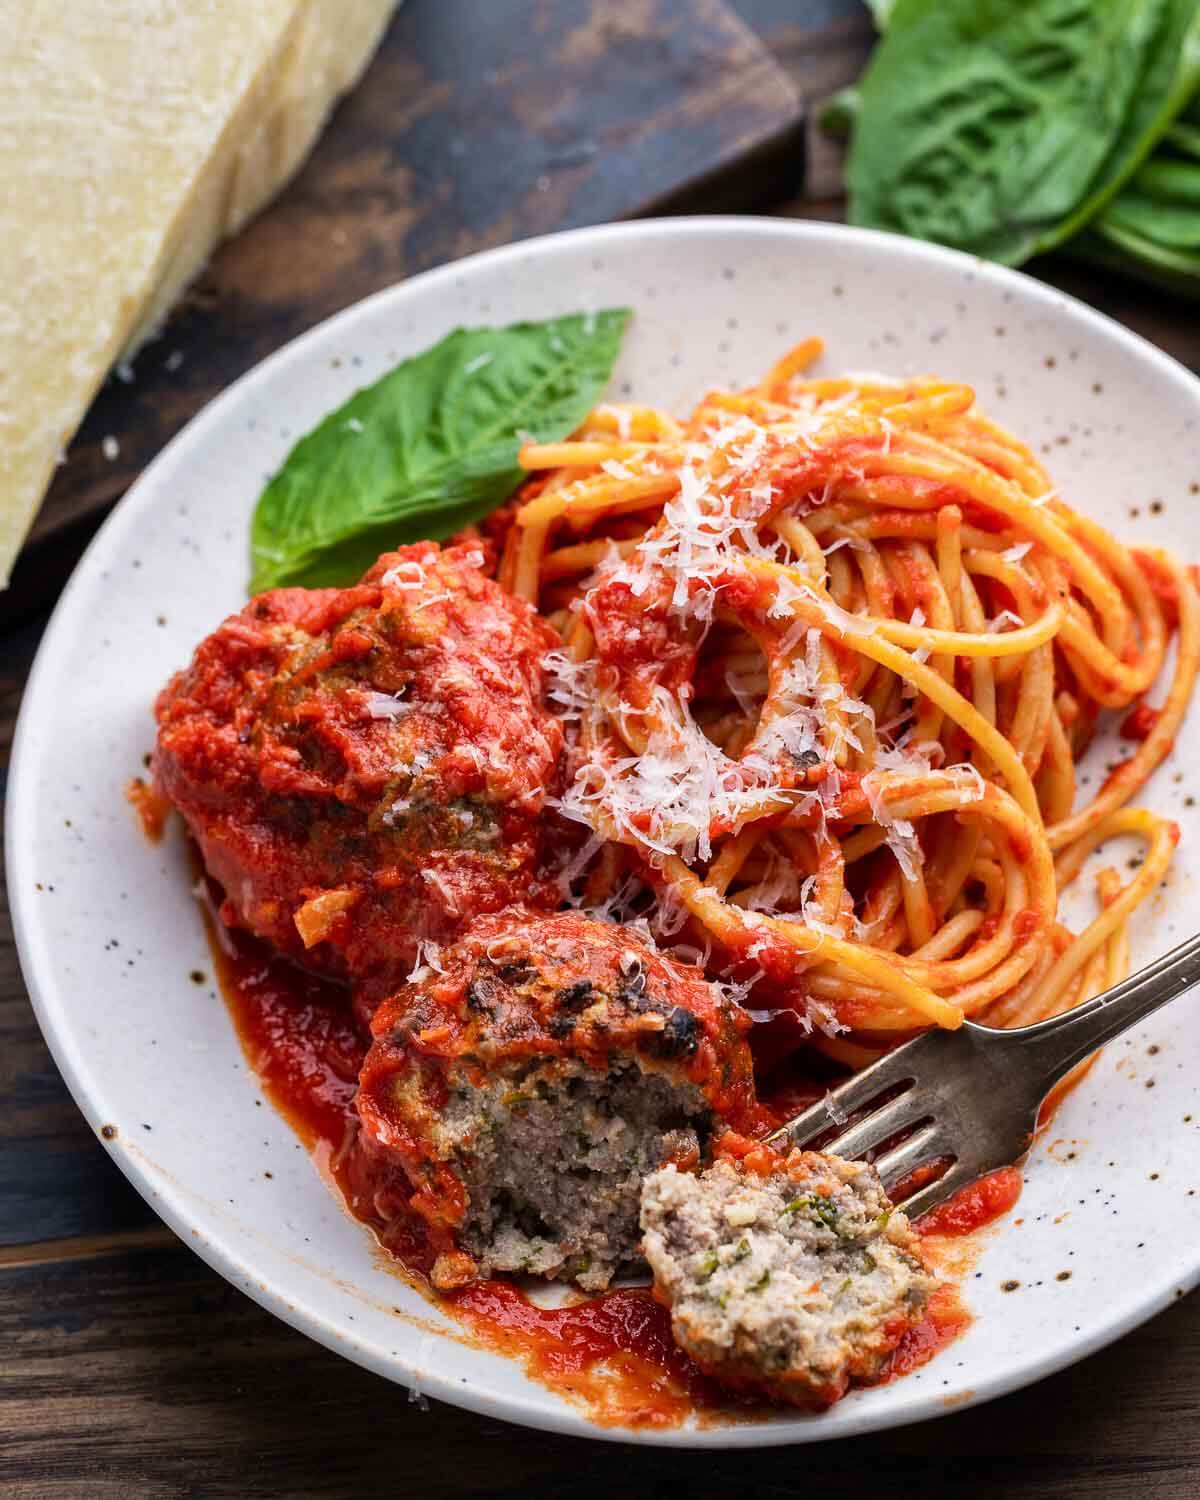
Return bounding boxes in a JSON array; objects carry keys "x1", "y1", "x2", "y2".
[{"x1": 500, "y1": 339, "x2": 1198, "y2": 1056}]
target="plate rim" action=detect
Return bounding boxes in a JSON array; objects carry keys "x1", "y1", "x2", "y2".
[{"x1": 9, "y1": 214, "x2": 1200, "y2": 1447}]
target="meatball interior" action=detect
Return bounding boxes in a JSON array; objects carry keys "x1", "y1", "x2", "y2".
[
  {"x1": 639, "y1": 1146, "x2": 935, "y2": 1407},
  {"x1": 153, "y1": 542, "x2": 563, "y2": 989},
  {"x1": 355, "y1": 910, "x2": 758, "y2": 1292}
]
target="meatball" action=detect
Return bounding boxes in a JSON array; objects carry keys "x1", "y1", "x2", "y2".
[
  {"x1": 354, "y1": 910, "x2": 758, "y2": 1292},
  {"x1": 153, "y1": 542, "x2": 563, "y2": 990},
  {"x1": 639, "y1": 1147, "x2": 934, "y2": 1407}
]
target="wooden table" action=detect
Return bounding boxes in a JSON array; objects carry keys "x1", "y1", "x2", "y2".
[{"x1": 4, "y1": 4, "x2": 1199, "y2": 1494}]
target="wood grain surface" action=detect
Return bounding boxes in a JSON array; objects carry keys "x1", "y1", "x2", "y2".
[
  {"x1": 3, "y1": 1, "x2": 1200, "y2": 1494},
  {"x1": 2, "y1": 1243, "x2": 1198, "y2": 1499}
]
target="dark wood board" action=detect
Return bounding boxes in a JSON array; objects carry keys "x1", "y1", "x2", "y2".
[
  {"x1": 1, "y1": 1246, "x2": 1198, "y2": 1498},
  {"x1": 4, "y1": 0, "x2": 801, "y2": 626},
  {"x1": 4, "y1": 0, "x2": 1200, "y2": 1492}
]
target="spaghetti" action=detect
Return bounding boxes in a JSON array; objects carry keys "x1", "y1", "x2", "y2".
[{"x1": 500, "y1": 339, "x2": 1198, "y2": 1056}]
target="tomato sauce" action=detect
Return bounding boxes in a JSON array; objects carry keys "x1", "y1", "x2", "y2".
[
  {"x1": 916, "y1": 1167, "x2": 1023, "y2": 1238},
  {"x1": 1037, "y1": 1052, "x2": 1099, "y2": 1128},
  {"x1": 879, "y1": 1284, "x2": 971, "y2": 1383},
  {"x1": 450, "y1": 1281, "x2": 729, "y2": 1429},
  {"x1": 210, "y1": 918, "x2": 363, "y2": 1151},
  {"x1": 204, "y1": 900, "x2": 982, "y2": 1428},
  {"x1": 1120, "y1": 703, "x2": 1162, "y2": 742},
  {"x1": 125, "y1": 777, "x2": 169, "y2": 843},
  {"x1": 891, "y1": 1158, "x2": 954, "y2": 1204},
  {"x1": 154, "y1": 541, "x2": 565, "y2": 985},
  {"x1": 205, "y1": 909, "x2": 750, "y2": 1426}
]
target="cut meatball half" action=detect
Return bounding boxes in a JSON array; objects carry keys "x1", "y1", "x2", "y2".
[
  {"x1": 153, "y1": 541, "x2": 563, "y2": 994},
  {"x1": 354, "y1": 910, "x2": 759, "y2": 1292},
  {"x1": 639, "y1": 1146, "x2": 935, "y2": 1407}
]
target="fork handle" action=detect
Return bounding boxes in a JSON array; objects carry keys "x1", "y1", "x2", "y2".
[{"x1": 1007, "y1": 929, "x2": 1200, "y2": 1088}]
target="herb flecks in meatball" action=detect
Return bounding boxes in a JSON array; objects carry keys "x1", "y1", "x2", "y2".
[
  {"x1": 354, "y1": 910, "x2": 759, "y2": 1292},
  {"x1": 153, "y1": 543, "x2": 563, "y2": 989},
  {"x1": 639, "y1": 1144, "x2": 935, "y2": 1407}
]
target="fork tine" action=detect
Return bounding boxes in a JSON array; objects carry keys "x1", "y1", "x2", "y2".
[
  {"x1": 893, "y1": 1157, "x2": 976, "y2": 1221},
  {"x1": 872, "y1": 1120, "x2": 950, "y2": 1192},
  {"x1": 820, "y1": 1087, "x2": 931, "y2": 1163},
  {"x1": 766, "y1": 1095, "x2": 840, "y2": 1151},
  {"x1": 765, "y1": 1039, "x2": 925, "y2": 1149}
]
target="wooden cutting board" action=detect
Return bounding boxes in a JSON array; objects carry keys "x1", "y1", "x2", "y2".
[{"x1": 5, "y1": 0, "x2": 801, "y2": 624}]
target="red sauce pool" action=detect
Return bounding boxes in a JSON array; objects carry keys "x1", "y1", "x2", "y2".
[
  {"x1": 206, "y1": 912, "x2": 732, "y2": 1426},
  {"x1": 917, "y1": 1167, "x2": 1023, "y2": 1238},
  {"x1": 880, "y1": 1283, "x2": 971, "y2": 1382},
  {"x1": 450, "y1": 1281, "x2": 726, "y2": 1428},
  {"x1": 205, "y1": 903, "x2": 987, "y2": 1428},
  {"x1": 1120, "y1": 703, "x2": 1161, "y2": 742}
]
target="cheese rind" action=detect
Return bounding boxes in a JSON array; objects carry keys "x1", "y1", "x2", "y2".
[{"x1": 0, "y1": 0, "x2": 396, "y2": 584}]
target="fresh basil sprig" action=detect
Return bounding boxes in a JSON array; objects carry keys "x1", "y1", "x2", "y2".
[
  {"x1": 1080, "y1": 158, "x2": 1200, "y2": 299},
  {"x1": 843, "y1": 0, "x2": 1200, "y2": 269},
  {"x1": 250, "y1": 309, "x2": 631, "y2": 592}
]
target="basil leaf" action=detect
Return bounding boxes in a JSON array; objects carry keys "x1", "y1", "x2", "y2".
[
  {"x1": 1163, "y1": 119, "x2": 1200, "y2": 160},
  {"x1": 1095, "y1": 150, "x2": 1200, "y2": 265},
  {"x1": 1073, "y1": 218, "x2": 1200, "y2": 297},
  {"x1": 1100, "y1": 218, "x2": 1200, "y2": 272},
  {"x1": 847, "y1": 0, "x2": 1200, "y2": 266},
  {"x1": 1131, "y1": 156, "x2": 1200, "y2": 205},
  {"x1": 819, "y1": 85, "x2": 862, "y2": 143},
  {"x1": 250, "y1": 309, "x2": 631, "y2": 591},
  {"x1": 1104, "y1": 190, "x2": 1200, "y2": 250}
]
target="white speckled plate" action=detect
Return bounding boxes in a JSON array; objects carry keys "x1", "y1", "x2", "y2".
[{"x1": 9, "y1": 219, "x2": 1200, "y2": 1446}]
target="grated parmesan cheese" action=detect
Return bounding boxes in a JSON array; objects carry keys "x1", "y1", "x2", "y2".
[
  {"x1": 406, "y1": 940, "x2": 446, "y2": 984},
  {"x1": 381, "y1": 559, "x2": 426, "y2": 590},
  {"x1": 554, "y1": 684, "x2": 787, "y2": 862},
  {"x1": 592, "y1": 416, "x2": 785, "y2": 624},
  {"x1": 365, "y1": 690, "x2": 410, "y2": 719},
  {"x1": 542, "y1": 649, "x2": 596, "y2": 729},
  {"x1": 908, "y1": 606, "x2": 931, "y2": 664}
]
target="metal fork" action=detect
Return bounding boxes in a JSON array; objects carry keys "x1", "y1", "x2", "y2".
[{"x1": 769, "y1": 931, "x2": 1200, "y2": 1219}]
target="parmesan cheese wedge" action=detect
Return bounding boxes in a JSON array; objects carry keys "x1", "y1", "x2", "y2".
[{"x1": 0, "y1": 0, "x2": 397, "y2": 584}]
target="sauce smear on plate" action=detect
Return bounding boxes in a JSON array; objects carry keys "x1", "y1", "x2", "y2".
[{"x1": 207, "y1": 903, "x2": 982, "y2": 1427}]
